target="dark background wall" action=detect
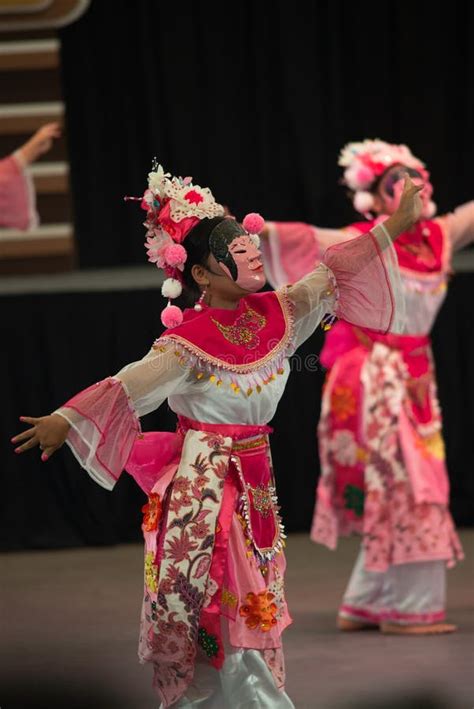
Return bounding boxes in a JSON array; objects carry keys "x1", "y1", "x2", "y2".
[
  {"x1": 60, "y1": 0, "x2": 474, "y2": 266},
  {"x1": 2, "y1": 0, "x2": 474, "y2": 550}
]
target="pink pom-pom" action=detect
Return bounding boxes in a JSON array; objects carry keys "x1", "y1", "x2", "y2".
[
  {"x1": 353, "y1": 191, "x2": 375, "y2": 214},
  {"x1": 164, "y1": 243, "x2": 187, "y2": 267},
  {"x1": 161, "y1": 304, "x2": 183, "y2": 329},
  {"x1": 355, "y1": 165, "x2": 374, "y2": 188},
  {"x1": 344, "y1": 164, "x2": 374, "y2": 190},
  {"x1": 243, "y1": 212, "x2": 265, "y2": 234}
]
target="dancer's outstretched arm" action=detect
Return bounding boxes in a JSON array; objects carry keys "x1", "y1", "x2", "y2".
[
  {"x1": 11, "y1": 343, "x2": 190, "y2": 478},
  {"x1": 439, "y1": 200, "x2": 474, "y2": 252},
  {"x1": 286, "y1": 174, "x2": 422, "y2": 341},
  {"x1": 261, "y1": 175, "x2": 422, "y2": 288}
]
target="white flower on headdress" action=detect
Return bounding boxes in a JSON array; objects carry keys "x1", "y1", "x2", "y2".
[
  {"x1": 164, "y1": 178, "x2": 224, "y2": 223},
  {"x1": 147, "y1": 164, "x2": 171, "y2": 197}
]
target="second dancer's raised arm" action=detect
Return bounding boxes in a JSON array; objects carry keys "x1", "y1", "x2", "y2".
[{"x1": 285, "y1": 174, "x2": 422, "y2": 347}]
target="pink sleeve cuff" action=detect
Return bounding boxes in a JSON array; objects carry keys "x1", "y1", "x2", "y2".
[
  {"x1": 57, "y1": 377, "x2": 141, "y2": 490},
  {"x1": 323, "y1": 229, "x2": 401, "y2": 334}
]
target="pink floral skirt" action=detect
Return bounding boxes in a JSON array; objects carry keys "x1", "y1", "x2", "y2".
[
  {"x1": 126, "y1": 419, "x2": 291, "y2": 708},
  {"x1": 311, "y1": 321, "x2": 463, "y2": 572}
]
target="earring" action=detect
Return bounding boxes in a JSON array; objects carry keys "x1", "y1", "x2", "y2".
[{"x1": 194, "y1": 288, "x2": 207, "y2": 312}]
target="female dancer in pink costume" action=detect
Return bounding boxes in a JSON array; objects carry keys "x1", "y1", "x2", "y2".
[
  {"x1": 261, "y1": 140, "x2": 473, "y2": 635},
  {"x1": 0, "y1": 123, "x2": 61, "y2": 229},
  {"x1": 12, "y1": 164, "x2": 420, "y2": 707}
]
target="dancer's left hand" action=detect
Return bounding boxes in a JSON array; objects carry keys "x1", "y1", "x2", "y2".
[
  {"x1": 11, "y1": 414, "x2": 70, "y2": 461},
  {"x1": 17, "y1": 122, "x2": 62, "y2": 165}
]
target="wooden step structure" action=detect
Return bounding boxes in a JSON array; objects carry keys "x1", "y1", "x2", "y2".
[{"x1": 0, "y1": 1, "x2": 90, "y2": 275}]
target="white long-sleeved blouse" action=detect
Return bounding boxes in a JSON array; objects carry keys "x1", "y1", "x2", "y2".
[{"x1": 56, "y1": 224, "x2": 400, "y2": 489}]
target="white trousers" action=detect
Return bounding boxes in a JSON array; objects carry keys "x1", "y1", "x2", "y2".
[
  {"x1": 160, "y1": 646, "x2": 295, "y2": 709},
  {"x1": 339, "y1": 548, "x2": 446, "y2": 625}
]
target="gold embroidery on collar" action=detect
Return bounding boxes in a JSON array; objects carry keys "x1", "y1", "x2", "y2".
[{"x1": 211, "y1": 304, "x2": 267, "y2": 350}]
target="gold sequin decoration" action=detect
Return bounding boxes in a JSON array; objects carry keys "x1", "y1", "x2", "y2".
[{"x1": 211, "y1": 304, "x2": 267, "y2": 350}]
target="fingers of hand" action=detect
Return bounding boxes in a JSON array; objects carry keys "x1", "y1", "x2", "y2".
[
  {"x1": 403, "y1": 173, "x2": 423, "y2": 196},
  {"x1": 41, "y1": 445, "x2": 58, "y2": 462},
  {"x1": 11, "y1": 426, "x2": 36, "y2": 444},
  {"x1": 15, "y1": 435, "x2": 39, "y2": 453},
  {"x1": 42, "y1": 123, "x2": 61, "y2": 138},
  {"x1": 20, "y1": 416, "x2": 40, "y2": 425}
]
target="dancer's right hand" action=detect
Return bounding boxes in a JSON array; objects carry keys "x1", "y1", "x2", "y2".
[
  {"x1": 395, "y1": 172, "x2": 423, "y2": 227},
  {"x1": 12, "y1": 414, "x2": 70, "y2": 461},
  {"x1": 382, "y1": 173, "x2": 423, "y2": 241}
]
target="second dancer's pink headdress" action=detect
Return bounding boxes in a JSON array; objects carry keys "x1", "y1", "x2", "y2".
[{"x1": 339, "y1": 139, "x2": 436, "y2": 219}]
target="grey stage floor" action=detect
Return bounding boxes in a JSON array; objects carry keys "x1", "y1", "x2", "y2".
[{"x1": 1, "y1": 532, "x2": 473, "y2": 709}]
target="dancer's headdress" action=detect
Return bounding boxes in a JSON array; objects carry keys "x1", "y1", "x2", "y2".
[
  {"x1": 339, "y1": 139, "x2": 436, "y2": 218},
  {"x1": 126, "y1": 161, "x2": 264, "y2": 327}
]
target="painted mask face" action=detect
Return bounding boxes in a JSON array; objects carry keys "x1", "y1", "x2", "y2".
[
  {"x1": 379, "y1": 165, "x2": 433, "y2": 216},
  {"x1": 209, "y1": 219, "x2": 265, "y2": 292},
  {"x1": 225, "y1": 235, "x2": 265, "y2": 290}
]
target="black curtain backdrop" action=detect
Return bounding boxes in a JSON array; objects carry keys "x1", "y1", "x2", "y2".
[
  {"x1": 2, "y1": 1, "x2": 474, "y2": 551},
  {"x1": 59, "y1": 0, "x2": 474, "y2": 267},
  {"x1": 1, "y1": 276, "x2": 474, "y2": 551}
]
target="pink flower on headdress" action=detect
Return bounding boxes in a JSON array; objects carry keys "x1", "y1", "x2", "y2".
[{"x1": 145, "y1": 237, "x2": 166, "y2": 267}]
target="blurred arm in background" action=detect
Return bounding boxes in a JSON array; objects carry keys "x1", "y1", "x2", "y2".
[{"x1": 0, "y1": 122, "x2": 61, "y2": 230}]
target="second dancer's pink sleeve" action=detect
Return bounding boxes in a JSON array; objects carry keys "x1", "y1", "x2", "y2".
[
  {"x1": 0, "y1": 153, "x2": 38, "y2": 230},
  {"x1": 323, "y1": 224, "x2": 405, "y2": 334},
  {"x1": 438, "y1": 201, "x2": 474, "y2": 253},
  {"x1": 261, "y1": 221, "x2": 355, "y2": 288}
]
